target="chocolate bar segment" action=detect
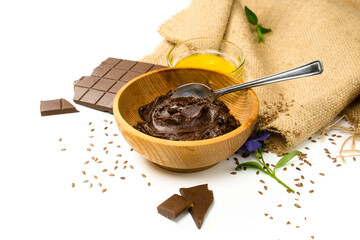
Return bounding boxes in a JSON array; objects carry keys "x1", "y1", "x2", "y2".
[
  {"x1": 157, "y1": 194, "x2": 193, "y2": 220},
  {"x1": 40, "y1": 98, "x2": 79, "y2": 116},
  {"x1": 73, "y1": 58, "x2": 166, "y2": 114},
  {"x1": 180, "y1": 184, "x2": 214, "y2": 229}
]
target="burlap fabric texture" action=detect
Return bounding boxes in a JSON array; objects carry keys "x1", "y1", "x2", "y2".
[{"x1": 141, "y1": 0, "x2": 360, "y2": 154}]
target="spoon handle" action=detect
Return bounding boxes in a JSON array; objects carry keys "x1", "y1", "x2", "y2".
[{"x1": 213, "y1": 60, "x2": 323, "y2": 99}]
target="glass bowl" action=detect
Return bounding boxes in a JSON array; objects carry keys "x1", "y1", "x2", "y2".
[{"x1": 167, "y1": 37, "x2": 245, "y2": 78}]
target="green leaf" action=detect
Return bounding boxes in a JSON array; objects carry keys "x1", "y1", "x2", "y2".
[
  {"x1": 274, "y1": 150, "x2": 302, "y2": 170},
  {"x1": 245, "y1": 6, "x2": 258, "y2": 25},
  {"x1": 235, "y1": 161, "x2": 268, "y2": 174},
  {"x1": 257, "y1": 24, "x2": 272, "y2": 34},
  {"x1": 256, "y1": 25, "x2": 264, "y2": 42}
]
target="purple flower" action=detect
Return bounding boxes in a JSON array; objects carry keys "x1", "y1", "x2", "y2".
[{"x1": 240, "y1": 132, "x2": 270, "y2": 152}]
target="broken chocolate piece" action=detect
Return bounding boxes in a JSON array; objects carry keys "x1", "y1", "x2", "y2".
[
  {"x1": 40, "y1": 98, "x2": 79, "y2": 116},
  {"x1": 180, "y1": 184, "x2": 214, "y2": 229},
  {"x1": 73, "y1": 57, "x2": 166, "y2": 113},
  {"x1": 157, "y1": 194, "x2": 193, "y2": 220}
]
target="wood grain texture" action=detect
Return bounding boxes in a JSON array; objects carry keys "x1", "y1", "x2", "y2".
[{"x1": 113, "y1": 67, "x2": 259, "y2": 172}]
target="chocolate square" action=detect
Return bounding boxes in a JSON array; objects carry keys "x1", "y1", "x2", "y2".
[
  {"x1": 157, "y1": 194, "x2": 193, "y2": 220},
  {"x1": 108, "y1": 81, "x2": 127, "y2": 94},
  {"x1": 101, "y1": 57, "x2": 122, "y2": 67},
  {"x1": 103, "y1": 68, "x2": 127, "y2": 80},
  {"x1": 92, "y1": 79, "x2": 117, "y2": 91},
  {"x1": 75, "y1": 76, "x2": 100, "y2": 88},
  {"x1": 121, "y1": 71, "x2": 143, "y2": 82},
  {"x1": 80, "y1": 89, "x2": 105, "y2": 105},
  {"x1": 131, "y1": 62, "x2": 154, "y2": 73},
  {"x1": 97, "y1": 92, "x2": 116, "y2": 113},
  {"x1": 115, "y1": 60, "x2": 137, "y2": 70},
  {"x1": 73, "y1": 86, "x2": 88, "y2": 101}
]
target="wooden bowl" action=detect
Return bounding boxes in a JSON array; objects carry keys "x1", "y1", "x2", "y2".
[{"x1": 113, "y1": 68, "x2": 259, "y2": 172}]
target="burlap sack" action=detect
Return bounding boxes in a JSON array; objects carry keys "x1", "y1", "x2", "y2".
[{"x1": 141, "y1": 0, "x2": 360, "y2": 154}]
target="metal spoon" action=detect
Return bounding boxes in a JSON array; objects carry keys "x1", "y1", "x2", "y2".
[{"x1": 171, "y1": 60, "x2": 323, "y2": 101}]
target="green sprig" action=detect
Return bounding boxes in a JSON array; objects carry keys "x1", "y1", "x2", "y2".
[
  {"x1": 245, "y1": 6, "x2": 272, "y2": 43},
  {"x1": 236, "y1": 148, "x2": 301, "y2": 193}
]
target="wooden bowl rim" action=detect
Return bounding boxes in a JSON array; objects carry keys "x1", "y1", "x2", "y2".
[{"x1": 113, "y1": 67, "x2": 259, "y2": 147}]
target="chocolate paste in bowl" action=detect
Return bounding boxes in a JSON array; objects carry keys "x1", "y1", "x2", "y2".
[{"x1": 134, "y1": 92, "x2": 240, "y2": 141}]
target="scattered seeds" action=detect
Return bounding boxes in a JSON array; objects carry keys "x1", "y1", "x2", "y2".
[
  {"x1": 294, "y1": 203, "x2": 301, "y2": 208},
  {"x1": 72, "y1": 183, "x2": 75, "y2": 188},
  {"x1": 102, "y1": 188, "x2": 107, "y2": 193}
]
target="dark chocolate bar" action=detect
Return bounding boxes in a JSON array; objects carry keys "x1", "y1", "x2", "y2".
[
  {"x1": 73, "y1": 57, "x2": 166, "y2": 113},
  {"x1": 180, "y1": 184, "x2": 214, "y2": 229},
  {"x1": 157, "y1": 194, "x2": 193, "y2": 220},
  {"x1": 40, "y1": 98, "x2": 79, "y2": 116}
]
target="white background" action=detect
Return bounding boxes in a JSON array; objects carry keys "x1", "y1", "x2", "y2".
[{"x1": 1, "y1": 1, "x2": 359, "y2": 239}]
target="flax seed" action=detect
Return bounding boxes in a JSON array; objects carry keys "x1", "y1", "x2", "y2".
[
  {"x1": 264, "y1": 186, "x2": 268, "y2": 190},
  {"x1": 120, "y1": 176, "x2": 125, "y2": 180},
  {"x1": 89, "y1": 136, "x2": 94, "y2": 138},
  {"x1": 309, "y1": 190, "x2": 314, "y2": 194},
  {"x1": 277, "y1": 204, "x2": 282, "y2": 207},
  {"x1": 117, "y1": 145, "x2": 121, "y2": 148},
  {"x1": 105, "y1": 133, "x2": 108, "y2": 136},
  {"x1": 114, "y1": 166, "x2": 118, "y2": 170},
  {"x1": 124, "y1": 160, "x2": 128, "y2": 164},
  {"x1": 87, "y1": 148, "x2": 91, "y2": 152},
  {"x1": 260, "y1": 180, "x2": 265, "y2": 184},
  {"x1": 130, "y1": 165, "x2": 134, "y2": 169},
  {"x1": 319, "y1": 173, "x2": 325, "y2": 176},
  {"x1": 287, "y1": 221, "x2": 291, "y2": 225},
  {"x1": 141, "y1": 174, "x2": 146, "y2": 178},
  {"x1": 59, "y1": 138, "x2": 62, "y2": 142},
  {"x1": 89, "y1": 122, "x2": 92, "y2": 125},
  {"x1": 104, "y1": 126, "x2": 108, "y2": 130},
  {"x1": 102, "y1": 169, "x2": 107, "y2": 172},
  {"x1": 258, "y1": 191, "x2": 263, "y2": 195},
  {"x1": 310, "y1": 180, "x2": 315, "y2": 184},
  {"x1": 147, "y1": 182, "x2": 151, "y2": 187},
  {"x1": 83, "y1": 180, "x2": 89, "y2": 183},
  {"x1": 256, "y1": 171, "x2": 260, "y2": 175},
  {"x1": 108, "y1": 141, "x2": 113, "y2": 144},
  {"x1": 94, "y1": 175, "x2": 98, "y2": 179},
  {"x1": 98, "y1": 183, "x2": 102, "y2": 187},
  {"x1": 82, "y1": 171, "x2": 86, "y2": 175},
  {"x1": 109, "y1": 173, "x2": 115, "y2": 177},
  {"x1": 84, "y1": 161, "x2": 89, "y2": 164},
  {"x1": 97, "y1": 161, "x2": 102, "y2": 163},
  {"x1": 89, "y1": 183, "x2": 93, "y2": 188},
  {"x1": 294, "y1": 203, "x2": 301, "y2": 208},
  {"x1": 102, "y1": 188, "x2": 107, "y2": 193},
  {"x1": 116, "y1": 154, "x2": 122, "y2": 157},
  {"x1": 305, "y1": 147, "x2": 310, "y2": 150},
  {"x1": 61, "y1": 148, "x2": 66, "y2": 151},
  {"x1": 72, "y1": 183, "x2": 75, "y2": 188},
  {"x1": 230, "y1": 172, "x2": 237, "y2": 175},
  {"x1": 91, "y1": 128, "x2": 95, "y2": 132}
]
